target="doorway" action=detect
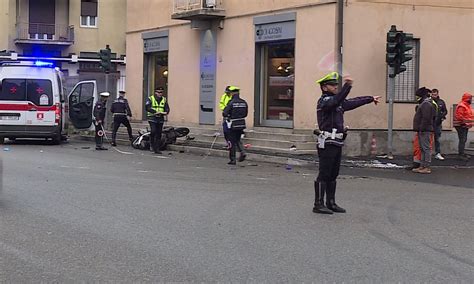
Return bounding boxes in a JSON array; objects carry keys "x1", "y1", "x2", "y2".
[{"x1": 256, "y1": 41, "x2": 295, "y2": 128}]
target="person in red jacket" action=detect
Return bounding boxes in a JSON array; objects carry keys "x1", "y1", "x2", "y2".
[{"x1": 454, "y1": 92, "x2": 473, "y2": 160}]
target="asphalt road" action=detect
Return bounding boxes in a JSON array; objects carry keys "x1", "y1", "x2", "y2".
[{"x1": 0, "y1": 140, "x2": 473, "y2": 282}]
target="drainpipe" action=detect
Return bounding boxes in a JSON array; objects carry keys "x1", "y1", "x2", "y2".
[{"x1": 336, "y1": 0, "x2": 344, "y2": 78}]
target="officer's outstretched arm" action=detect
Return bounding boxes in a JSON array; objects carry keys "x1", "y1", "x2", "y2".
[{"x1": 320, "y1": 84, "x2": 352, "y2": 110}]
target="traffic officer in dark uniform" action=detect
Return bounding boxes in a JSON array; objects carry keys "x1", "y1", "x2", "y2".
[
  {"x1": 110, "y1": 90, "x2": 134, "y2": 146},
  {"x1": 93, "y1": 92, "x2": 110, "y2": 150},
  {"x1": 222, "y1": 86, "x2": 248, "y2": 165},
  {"x1": 313, "y1": 72, "x2": 380, "y2": 214},
  {"x1": 145, "y1": 87, "x2": 170, "y2": 154}
]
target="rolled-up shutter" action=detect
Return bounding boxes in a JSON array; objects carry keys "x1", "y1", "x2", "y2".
[{"x1": 81, "y1": 0, "x2": 98, "y2": 17}]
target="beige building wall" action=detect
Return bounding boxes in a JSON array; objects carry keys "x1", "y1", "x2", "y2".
[
  {"x1": 344, "y1": 0, "x2": 474, "y2": 130},
  {"x1": 0, "y1": 0, "x2": 126, "y2": 57},
  {"x1": 69, "y1": 0, "x2": 126, "y2": 56},
  {"x1": 0, "y1": 0, "x2": 11, "y2": 51},
  {"x1": 124, "y1": 32, "x2": 144, "y2": 117},
  {"x1": 0, "y1": 0, "x2": 19, "y2": 52},
  {"x1": 126, "y1": 0, "x2": 473, "y2": 130}
]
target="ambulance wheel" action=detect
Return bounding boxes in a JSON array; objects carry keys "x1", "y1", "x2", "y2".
[
  {"x1": 51, "y1": 134, "x2": 61, "y2": 145},
  {"x1": 8, "y1": 137, "x2": 16, "y2": 141},
  {"x1": 0, "y1": 137, "x2": 4, "y2": 144}
]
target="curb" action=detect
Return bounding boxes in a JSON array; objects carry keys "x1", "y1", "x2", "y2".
[{"x1": 74, "y1": 135, "x2": 473, "y2": 169}]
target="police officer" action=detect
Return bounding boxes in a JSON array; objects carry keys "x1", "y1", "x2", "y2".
[
  {"x1": 110, "y1": 90, "x2": 134, "y2": 146},
  {"x1": 219, "y1": 86, "x2": 233, "y2": 147},
  {"x1": 222, "y1": 86, "x2": 248, "y2": 165},
  {"x1": 93, "y1": 92, "x2": 110, "y2": 150},
  {"x1": 145, "y1": 87, "x2": 170, "y2": 154},
  {"x1": 313, "y1": 72, "x2": 380, "y2": 214}
]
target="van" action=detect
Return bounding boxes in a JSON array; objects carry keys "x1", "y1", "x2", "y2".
[{"x1": 0, "y1": 61, "x2": 98, "y2": 144}]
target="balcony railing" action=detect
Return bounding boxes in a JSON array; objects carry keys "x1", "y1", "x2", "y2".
[
  {"x1": 15, "y1": 22, "x2": 74, "y2": 45},
  {"x1": 172, "y1": 0, "x2": 225, "y2": 20}
]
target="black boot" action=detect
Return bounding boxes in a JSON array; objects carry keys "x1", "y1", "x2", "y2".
[
  {"x1": 111, "y1": 132, "x2": 117, "y2": 147},
  {"x1": 228, "y1": 144, "x2": 236, "y2": 165},
  {"x1": 326, "y1": 181, "x2": 346, "y2": 213},
  {"x1": 312, "y1": 181, "x2": 333, "y2": 214}
]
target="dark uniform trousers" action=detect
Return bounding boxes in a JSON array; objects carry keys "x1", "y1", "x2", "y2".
[
  {"x1": 316, "y1": 144, "x2": 342, "y2": 206},
  {"x1": 222, "y1": 121, "x2": 231, "y2": 147},
  {"x1": 112, "y1": 115, "x2": 133, "y2": 143},
  {"x1": 94, "y1": 121, "x2": 104, "y2": 147},
  {"x1": 148, "y1": 119, "x2": 164, "y2": 152},
  {"x1": 228, "y1": 129, "x2": 245, "y2": 162}
]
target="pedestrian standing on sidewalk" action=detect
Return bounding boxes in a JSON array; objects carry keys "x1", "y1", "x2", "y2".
[
  {"x1": 110, "y1": 91, "x2": 134, "y2": 146},
  {"x1": 431, "y1": 89, "x2": 448, "y2": 160},
  {"x1": 411, "y1": 88, "x2": 434, "y2": 169},
  {"x1": 454, "y1": 92, "x2": 473, "y2": 160},
  {"x1": 222, "y1": 86, "x2": 248, "y2": 165},
  {"x1": 93, "y1": 92, "x2": 110, "y2": 151},
  {"x1": 313, "y1": 72, "x2": 380, "y2": 214},
  {"x1": 145, "y1": 87, "x2": 170, "y2": 154},
  {"x1": 412, "y1": 88, "x2": 437, "y2": 174}
]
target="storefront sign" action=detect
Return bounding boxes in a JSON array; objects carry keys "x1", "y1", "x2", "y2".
[
  {"x1": 255, "y1": 21, "x2": 295, "y2": 43},
  {"x1": 144, "y1": 37, "x2": 169, "y2": 53}
]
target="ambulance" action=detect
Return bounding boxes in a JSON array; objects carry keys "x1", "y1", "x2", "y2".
[{"x1": 0, "y1": 61, "x2": 98, "y2": 144}]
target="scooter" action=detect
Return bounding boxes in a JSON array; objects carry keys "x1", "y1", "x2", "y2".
[{"x1": 131, "y1": 126, "x2": 190, "y2": 151}]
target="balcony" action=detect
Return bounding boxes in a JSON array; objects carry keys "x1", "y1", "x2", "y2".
[
  {"x1": 172, "y1": 0, "x2": 225, "y2": 21},
  {"x1": 15, "y1": 22, "x2": 74, "y2": 46}
]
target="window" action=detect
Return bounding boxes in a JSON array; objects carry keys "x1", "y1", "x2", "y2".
[
  {"x1": 386, "y1": 39, "x2": 420, "y2": 103},
  {"x1": 0, "y1": 79, "x2": 52, "y2": 106},
  {"x1": 81, "y1": 0, "x2": 98, "y2": 28},
  {"x1": 1, "y1": 79, "x2": 26, "y2": 101},
  {"x1": 27, "y1": 80, "x2": 53, "y2": 106}
]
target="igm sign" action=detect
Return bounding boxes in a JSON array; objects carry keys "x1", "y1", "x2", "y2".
[{"x1": 255, "y1": 21, "x2": 295, "y2": 43}]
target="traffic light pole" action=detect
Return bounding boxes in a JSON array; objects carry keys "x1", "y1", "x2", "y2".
[
  {"x1": 105, "y1": 72, "x2": 109, "y2": 94},
  {"x1": 387, "y1": 67, "x2": 395, "y2": 159}
]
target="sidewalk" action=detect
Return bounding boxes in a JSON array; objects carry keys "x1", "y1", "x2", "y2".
[
  {"x1": 74, "y1": 133, "x2": 473, "y2": 170},
  {"x1": 343, "y1": 154, "x2": 473, "y2": 170}
]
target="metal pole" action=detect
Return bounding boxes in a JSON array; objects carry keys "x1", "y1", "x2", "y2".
[
  {"x1": 387, "y1": 67, "x2": 395, "y2": 159},
  {"x1": 336, "y1": 0, "x2": 344, "y2": 77},
  {"x1": 104, "y1": 72, "x2": 110, "y2": 130},
  {"x1": 105, "y1": 72, "x2": 109, "y2": 94}
]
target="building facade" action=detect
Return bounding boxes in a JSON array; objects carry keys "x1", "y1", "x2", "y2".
[
  {"x1": 126, "y1": 0, "x2": 473, "y2": 138},
  {"x1": 0, "y1": 0, "x2": 127, "y2": 92}
]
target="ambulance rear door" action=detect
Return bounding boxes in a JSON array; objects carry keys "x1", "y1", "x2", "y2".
[
  {"x1": 0, "y1": 79, "x2": 27, "y2": 132},
  {"x1": 24, "y1": 79, "x2": 56, "y2": 129}
]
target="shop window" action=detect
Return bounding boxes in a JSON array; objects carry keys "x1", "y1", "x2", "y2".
[{"x1": 261, "y1": 41, "x2": 295, "y2": 122}]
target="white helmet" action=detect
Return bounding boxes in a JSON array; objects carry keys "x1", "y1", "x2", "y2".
[{"x1": 99, "y1": 92, "x2": 110, "y2": 97}]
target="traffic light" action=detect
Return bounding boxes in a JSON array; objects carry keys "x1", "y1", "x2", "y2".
[
  {"x1": 386, "y1": 25, "x2": 414, "y2": 77},
  {"x1": 395, "y1": 32, "x2": 413, "y2": 75},
  {"x1": 98, "y1": 45, "x2": 112, "y2": 73},
  {"x1": 386, "y1": 25, "x2": 398, "y2": 67}
]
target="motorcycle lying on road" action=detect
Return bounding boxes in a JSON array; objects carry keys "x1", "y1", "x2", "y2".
[{"x1": 131, "y1": 126, "x2": 190, "y2": 151}]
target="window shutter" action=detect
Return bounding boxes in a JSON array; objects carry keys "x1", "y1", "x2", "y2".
[{"x1": 81, "y1": 0, "x2": 98, "y2": 17}]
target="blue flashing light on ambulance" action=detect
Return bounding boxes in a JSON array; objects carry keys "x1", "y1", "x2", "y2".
[{"x1": 0, "y1": 61, "x2": 99, "y2": 144}]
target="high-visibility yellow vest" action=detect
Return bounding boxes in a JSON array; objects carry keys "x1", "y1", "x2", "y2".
[
  {"x1": 147, "y1": 96, "x2": 166, "y2": 117},
  {"x1": 219, "y1": 93, "x2": 232, "y2": 110}
]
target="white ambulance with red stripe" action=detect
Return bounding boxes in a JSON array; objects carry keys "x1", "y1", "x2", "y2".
[{"x1": 0, "y1": 61, "x2": 98, "y2": 144}]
